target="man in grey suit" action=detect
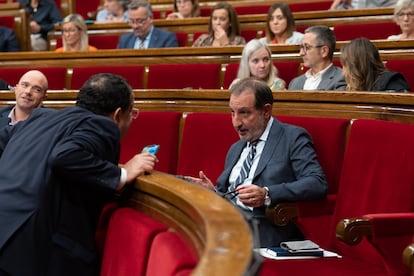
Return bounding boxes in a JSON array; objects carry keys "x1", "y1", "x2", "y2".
[
  {"x1": 117, "y1": 0, "x2": 178, "y2": 49},
  {"x1": 288, "y1": 25, "x2": 346, "y2": 91},
  {"x1": 188, "y1": 78, "x2": 328, "y2": 247}
]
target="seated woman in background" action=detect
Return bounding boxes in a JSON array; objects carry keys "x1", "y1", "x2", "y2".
[
  {"x1": 388, "y1": 0, "x2": 414, "y2": 40},
  {"x1": 96, "y1": 0, "x2": 130, "y2": 22},
  {"x1": 230, "y1": 39, "x2": 286, "y2": 90},
  {"x1": 166, "y1": 0, "x2": 200, "y2": 19},
  {"x1": 55, "y1": 14, "x2": 98, "y2": 52},
  {"x1": 340, "y1": 37, "x2": 410, "y2": 92},
  {"x1": 260, "y1": 3, "x2": 303, "y2": 45},
  {"x1": 192, "y1": 2, "x2": 245, "y2": 47}
]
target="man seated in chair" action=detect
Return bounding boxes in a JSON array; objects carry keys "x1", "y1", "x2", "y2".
[
  {"x1": 187, "y1": 78, "x2": 328, "y2": 247},
  {"x1": 117, "y1": 0, "x2": 179, "y2": 49}
]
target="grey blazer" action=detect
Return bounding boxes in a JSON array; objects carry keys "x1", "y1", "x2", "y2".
[
  {"x1": 216, "y1": 118, "x2": 327, "y2": 247},
  {"x1": 117, "y1": 27, "x2": 178, "y2": 49},
  {"x1": 288, "y1": 65, "x2": 346, "y2": 91}
]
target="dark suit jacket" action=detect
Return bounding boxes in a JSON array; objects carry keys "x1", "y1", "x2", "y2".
[
  {"x1": 117, "y1": 27, "x2": 179, "y2": 49},
  {"x1": 216, "y1": 118, "x2": 327, "y2": 247},
  {"x1": 0, "y1": 105, "x2": 13, "y2": 128},
  {"x1": 0, "y1": 107, "x2": 121, "y2": 275},
  {"x1": 0, "y1": 26, "x2": 20, "y2": 52},
  {"x1": 288, "y1": 65, "x2": 346, "y2": 91}
]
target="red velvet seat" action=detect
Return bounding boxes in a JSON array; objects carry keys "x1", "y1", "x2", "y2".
[
  {"x1": 0, "y1": 67, "x2": 67, "y2": 90},
  {"x1": 70, "y1": 65, "x2": 145, "y2": 89},
  {"x1": 276, "y1": 116, "x2": 350, "y2": 248},
  {"x1": 146, "y1": 64, "x2": 221, "y2": 89},
  {"x1": 385, "y1": 59, "x2": 414, "y2": 92},
  {"x1": 146, "y1": 231, "x2": 198, "y2": 276},
  {"x1": 176, "y1": 112, "x2": 239, "y2": 184},
  {"x1": 289, "y1": 1, "x2": 332, "y2": 12},
  {"x1": 176, "y1": 32, "x2": 189, "y2": 47},
  {"x1": 241, "y1": 29, "x2": 259, "y2": 42},
  {"x1": 234, "y1": 5, "x2": 271, "y2": 15},
  {"x1": 74, "y1": 0, "x2": 101, "y2": 19},
  {"x1": 100, "y1": 207, "x2": 168, "y2": 276},
  {"x1": 260, "y1": 119, "x2": 414, "y2": 275},
  {"x1": 119, "y1": 111, "x2": 182, "y2": 174},
  {"x1": 222, "y1": 63, "x2": 239, "y2": 89},
  {"x1": 0, "y1": 15, "x2": 15, "y2": 29},
  {"x1": 333, "y1": 22, "x2": 400, "y2": 41}
]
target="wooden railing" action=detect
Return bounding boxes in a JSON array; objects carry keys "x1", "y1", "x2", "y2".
[
  {"x1": 2, "y1": 90, "x2": 414, "y2": 123},
  {"x1": 126, "y1": 171, "x2": 255, "y2": 275}
]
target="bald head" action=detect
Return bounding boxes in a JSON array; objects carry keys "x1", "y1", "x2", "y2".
[{"x1": 14, "y1": 70, "x2": 48, "y2": 118}]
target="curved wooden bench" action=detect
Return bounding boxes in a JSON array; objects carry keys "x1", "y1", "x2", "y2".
[{"x1": 123, "y1": 171, "x2": 255, "y2": 275}]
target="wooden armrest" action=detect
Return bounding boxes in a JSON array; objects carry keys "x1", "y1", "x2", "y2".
[
  {"x1": 265, "y1": 202, "x2": 298, "y2": 226},
  {"x1": 402, "y1": 243, "x2": 414, "y2": 272},
  {"x1": 336, "y1": 218, "x2": 372, "y2": 245}
]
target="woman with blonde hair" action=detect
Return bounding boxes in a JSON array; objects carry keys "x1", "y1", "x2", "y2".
[
  {"x1": 340, "y1": 37, "x2": 409, "y2": 92},
  {"x1": 192, "y1": 2, "x2": 245, "y2": 47},
  {"x1": 230, "y1": 39, "x2": 285, "y2": 90},
  {"x1": 260, "y1": 3, "x2": 303, "y2": 45},
  {"x1": 166, "y1": 0, "x2": 200, "y2": 19},
  {"x1": 388, "y1": 0, "x2": 414, "y2": 40},
  {"x1": 56, "y1": 14, "x2": 97, "y2": 52}
]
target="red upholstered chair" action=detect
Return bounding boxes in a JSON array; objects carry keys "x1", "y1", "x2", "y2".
[
  {"x1": 0, "y1": 16, "x2": 15, "y2": 29},
  {"x1": 119, "y1": 111, "x2": 182, "y2": 174},
  {"x1": 234, "y1": 5, "x2": 271, "y2": 15},
  {"x1": 177, "y1": 112, "x2": 239, "y2": 184},
  {"x1": 385, "y1": 59, "x2": 414, "y2": 92},
  {"x1": 70, "y1": 65, "x2": 145, "y2": 89},
  {"x1": 176, "y1": 32, "x2": 189, "y2": 47},
  {"x1": 146, "y1": 64, "x2": 221, "y2": 89},
  {"x1": 333, "y1": 22, "x2": 400, "y2": 41},
  {"x1": 241, "y1": 29, "x2": 259, "y2": 42},
  {"x1": 275, "y1": 116, "x2": 350, "y2": 248},
  {"x1": 289, "y1": 1, "x2": 332, "y2": 12},
  {"x1": 0, "y1": 67, "x2": 67, "y2": 90},
  {"x1": 74, "y1": 0, "x2": 101, "y2": 19},
  {"x1": 260, "y1": 119, "x2": 414, "y2": 276},
  {"x1": 274, "y1": 61, "x2": 301, "y2": 87},
  {"x1": 222, "y1": 63, "x2": 239, "y2": 89},
  {"x1": 100, "y1": 207, "x2": 168, "y2": 276},
  {"x1": 146, "y1": 231, "x2": 198, "y2": 276}
]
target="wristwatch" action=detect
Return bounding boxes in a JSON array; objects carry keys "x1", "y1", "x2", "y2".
[{"x1": 263, "y1": 187, "x2": 271, "y2": 207}]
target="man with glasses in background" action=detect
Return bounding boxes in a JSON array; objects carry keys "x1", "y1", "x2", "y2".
[
  {"x1": 288, "y1": 25, "x2": 346, "y2": 91},
  {"x1": 117, "y1": 0, "x2": 179, "y2": 49},
  {"x1": 0, "y1": 70, "x2": 48, "y2": 128}
]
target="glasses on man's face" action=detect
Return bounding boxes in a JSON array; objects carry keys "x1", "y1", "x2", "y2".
[
  {"x1": 299, "y1": 43, "x2": 324, "y2": 53},
  {"x1": 131, "y1": 108, "x2": 139, "y2": 119},
  {"x1": 397, "y1": 11, "x2": 414, "y2": 18},
  {"x1": 128, "y1": 17, "x2": 148, "y2": 25}
]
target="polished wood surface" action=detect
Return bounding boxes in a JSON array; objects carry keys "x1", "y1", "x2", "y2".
[{"x1": 2, "y1": 90, "x2": 414, "y2": 123}]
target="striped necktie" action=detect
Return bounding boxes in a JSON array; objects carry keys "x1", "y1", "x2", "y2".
[{"x1": 235, "y1": 140, "x2": 258, "y2": 187}]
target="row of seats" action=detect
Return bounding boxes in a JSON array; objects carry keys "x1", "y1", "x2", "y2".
[
  {"x1": 112, "y1": 110, "x2": 414, "y2": 275},
  {"x1": 1, "y1": 58, "x2": 412, "y2": 91},
  {"x1": 51, "y1": 20, "x2": 400, "y2": 49}
]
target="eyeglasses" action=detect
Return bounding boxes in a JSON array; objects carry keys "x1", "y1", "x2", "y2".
[
  {"x1": 299, "y1": 44, "x2": 324, "y2": 53},
  {"x1": 397, "y1": 12, "x2": 414, "y2": 18},
  {"x1": 131, "y1": 108, "x2": 139, "y2": 119},
  {"x1": 62, "y1": 28, "x2": 79, "y2": 34},
  {"x1": 128, "y1": 17, "x2": 148, "y2": 25}
]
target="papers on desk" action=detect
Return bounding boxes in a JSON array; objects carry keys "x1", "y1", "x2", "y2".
[{"x1": 256, "y1": 240, "x2": 342, "y2": 260}]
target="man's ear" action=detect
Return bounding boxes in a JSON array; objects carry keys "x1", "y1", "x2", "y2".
[
  {"x1": 111, "y1": 107, "x2": 123, "y2": 124},
  {"x1": 321, "y1": 45, "x2": 330, "y2": 59},
  {"x1": 263, "y1": 103, "x2": 272, "y2": 119}
]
